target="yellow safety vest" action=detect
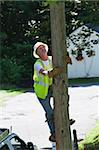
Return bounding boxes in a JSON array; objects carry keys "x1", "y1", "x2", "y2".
[{"x1": 33, "y1": 58, "x2": 52, "y2": 99}]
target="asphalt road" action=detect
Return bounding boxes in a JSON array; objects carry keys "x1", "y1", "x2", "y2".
[{"x1": 0, "y1": 85, "x2": 99, "y2": 149}]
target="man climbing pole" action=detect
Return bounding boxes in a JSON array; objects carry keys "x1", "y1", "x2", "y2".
[{"x1": 33, "y1": 42, "x2": 75, "y2": 142}]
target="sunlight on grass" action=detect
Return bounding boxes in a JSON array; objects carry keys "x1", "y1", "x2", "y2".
[
  {"x1": 79, "y1": 121, "x2": 99, "y2": 150},
  {"x1": 0, "y1": 90, "x2": 23, "y2": 98},
  {"x1": 0, "y1": 89, "x2": 25, "y2": 107}
]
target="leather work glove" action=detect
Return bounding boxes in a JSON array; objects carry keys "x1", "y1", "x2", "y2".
[
  {"x1": 63, "y1": 55, "x2": 72, "y2": 64},
  {"x1": 48, "y1": 67, "x2": 64, "y2": 78},
  {"x1": 66, "y1": 55, "x2": 72, "y2": 64}
]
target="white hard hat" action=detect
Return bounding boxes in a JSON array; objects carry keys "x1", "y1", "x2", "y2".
[{"x1": 33, "y1": 42, "x2": 48, "y2": 58}]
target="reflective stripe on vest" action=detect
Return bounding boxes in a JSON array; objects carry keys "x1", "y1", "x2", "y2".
[
  {"x1": 33, "y1": 58, "x2": 52, "y2": 99},
  {"x1": 34, "y1": 81, "x2": 49, "y2": 87}
]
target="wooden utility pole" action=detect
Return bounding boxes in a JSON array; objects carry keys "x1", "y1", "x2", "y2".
[{"x1": 50, "y1": 1, "x2": 72, "y2": 150}]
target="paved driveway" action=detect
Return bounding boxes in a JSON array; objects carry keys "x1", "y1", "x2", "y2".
[
  {"x1": 69, "y1": 85, "x2": 99, "y2": 140},
  {"x1": 0, "y1": 85, "x2": 99, "y2": 149}
]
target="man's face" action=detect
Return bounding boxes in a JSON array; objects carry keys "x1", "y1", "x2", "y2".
[{"x1": 36, "y1": 45, "x2": 47, "y2": 58}]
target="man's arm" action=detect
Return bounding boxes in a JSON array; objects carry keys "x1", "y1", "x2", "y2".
[
  {"x1": 39, "y1": 67, "x2": 64, "y2": 78},
  {"x1": 39, "y1": 68, "x2": 48, "y2": 75}
]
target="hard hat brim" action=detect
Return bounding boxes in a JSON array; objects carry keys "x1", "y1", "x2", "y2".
[{"x1": 33, "y1": 42, "x2": 48, "y2": 58}]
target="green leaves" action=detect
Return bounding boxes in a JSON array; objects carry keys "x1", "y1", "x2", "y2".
[{"x1": 1, "y1": 0, "x2": 99, "y2": 87}]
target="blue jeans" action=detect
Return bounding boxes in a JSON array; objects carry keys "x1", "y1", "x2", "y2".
[{"x1": 37, "y1": 89, "x2": 55, "y2": 134}]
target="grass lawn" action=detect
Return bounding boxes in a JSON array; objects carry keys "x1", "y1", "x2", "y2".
[
  {"x1": 69, "y1": 77, "x2": 99, "y2": 86},
  {"x1": 79, "y1": 121, "x2": 99, "y2": 150},
  {"x1": 0, "y1": 88, "x2": 26, "y2": 106}
]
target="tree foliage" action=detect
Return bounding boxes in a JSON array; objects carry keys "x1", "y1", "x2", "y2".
[
  {"x1": 0, "y1": 1, "x2": 39, "y2": 87},
  {"x1": 0, "y1": 0, "x2": 99, "y2": 87}
]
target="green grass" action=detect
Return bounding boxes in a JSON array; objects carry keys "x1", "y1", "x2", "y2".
[
  {"x1": 69, "y1": 77, "x2": 99, "y2": 86},
  {"x1": 79, "y1": 121, "x2": 99, "y2": 150},
  {"x1": 0, "y1": 88, "x2": 26, "y2": 106}
]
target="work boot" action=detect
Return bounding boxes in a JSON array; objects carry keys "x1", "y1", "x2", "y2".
[
  {"x1": 70, "y1": 119, "x2": 75, "y2": 125},
  {"x1": 49, "y1": 133, "x2": 56, "y2": 142}
]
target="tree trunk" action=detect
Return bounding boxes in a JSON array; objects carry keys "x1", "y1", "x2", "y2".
[{"x1": 50, "y1": 2, "x2": 72, "y2": 150}]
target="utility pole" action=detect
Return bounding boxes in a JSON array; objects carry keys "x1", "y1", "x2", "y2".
[{"x1": 50, "y1": 1, "x2": 72, "y2": 150}]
